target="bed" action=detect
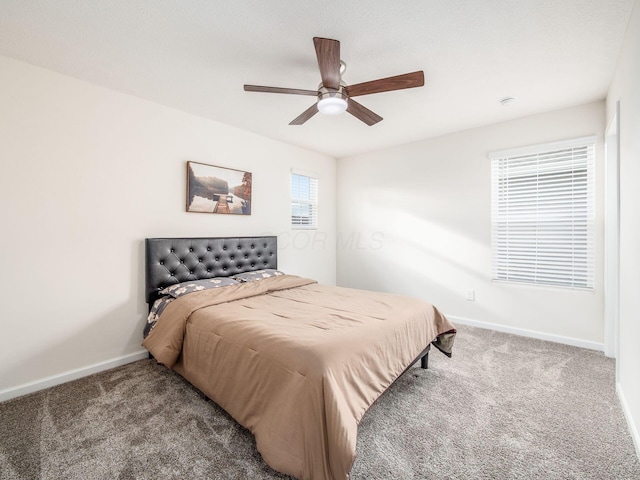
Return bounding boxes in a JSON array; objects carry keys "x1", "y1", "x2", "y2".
[{"x1": 142, "y1": 236, "x2": 456, "y2": 480}]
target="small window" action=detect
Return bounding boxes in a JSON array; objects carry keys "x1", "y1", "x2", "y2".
[
  {"x1": 291, "y1": 172, "x2": 318, "y2": 229},
  {"x1": 490, "y1": 136, "x2": 595, "y2": 289}
]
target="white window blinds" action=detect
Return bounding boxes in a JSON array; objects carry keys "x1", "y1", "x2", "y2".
[
  {"x1": 291, "y1": 172, "x2": 318, "y2": 229},
  {"x1": 490, "y1": 137, "x2": 595, "y2": 289}
]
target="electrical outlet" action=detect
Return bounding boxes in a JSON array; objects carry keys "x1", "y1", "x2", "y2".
[{"x1": 465, "y1": 290, "x2": 475, "y2": 301}]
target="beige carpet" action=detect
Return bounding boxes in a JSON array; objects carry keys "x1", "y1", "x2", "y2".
[{"x1": 1, "y1": 325, "x2": 639, "y2": 479}]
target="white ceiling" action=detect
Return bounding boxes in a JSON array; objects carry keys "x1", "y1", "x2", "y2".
[{"x1": 0, "y1": 0, "x2": 635, "y2": 158}]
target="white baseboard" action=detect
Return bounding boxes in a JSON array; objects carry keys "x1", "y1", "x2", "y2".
[
  {"x1": 617, "y1": 383, "x2": 640, "y2": 459},
  {"x1": 0, "y1": 350, "x2": 149, "y2": 403},
  {"x1": 447, "y1": 314, "x2": 604, "y2": 351}
]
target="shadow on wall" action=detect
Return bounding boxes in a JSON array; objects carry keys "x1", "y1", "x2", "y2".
[{"x1": 337, "y1": 209, "x2": 572, "y2": 328}]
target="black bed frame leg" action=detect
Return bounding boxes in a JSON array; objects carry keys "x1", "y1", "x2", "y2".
[
  {"x1": 420, "y1": 344, "x2": 431, "y2": 369},
  {"x1": 420, "y1": 352, "x2": 429, "y2": 369}
]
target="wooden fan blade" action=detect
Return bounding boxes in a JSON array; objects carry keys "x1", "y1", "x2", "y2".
[
  {"x1": 313, "y1": 37, "x2": 341, "y2": 90},
  {"x1": 344, "y1": 71, "x2": 424, "y2": 97},
  {"x1": 244, "y1": 85, "x2": 318, "y2": 96},
  {"x1": 289, "y1": 104, "x2": 319, "y2": 125},
  {"x1": 347, "y1": 99, "x2": 383, "y2": 126}
]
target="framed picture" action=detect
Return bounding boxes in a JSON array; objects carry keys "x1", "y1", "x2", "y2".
[{"x1": 186, "y1": 161, "x2": 252, "y2": 215}]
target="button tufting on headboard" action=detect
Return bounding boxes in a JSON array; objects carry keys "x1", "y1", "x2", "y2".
[{"x1": 145, "y1": 236, "x2": 278, "y2": 305}]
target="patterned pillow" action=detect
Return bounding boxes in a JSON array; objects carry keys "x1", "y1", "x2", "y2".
[
  {"x1": 232, "y1": 269, "x2": 285, "y2": 282},
  {"x1": 159, "y1": 277, "x2": 239, "y2": 298}
]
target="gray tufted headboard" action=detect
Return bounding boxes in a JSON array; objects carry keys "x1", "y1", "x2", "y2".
[{"x1": 145, "y1": 236, "x2": 277, "y2": 305}]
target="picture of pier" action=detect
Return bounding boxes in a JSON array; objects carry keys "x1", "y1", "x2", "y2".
[{"x1": 186, "y1": 161, "x2": 252, "y2": 215}]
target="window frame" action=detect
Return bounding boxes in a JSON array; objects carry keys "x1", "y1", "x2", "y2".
[
  {"x1": 489, "y1": 136, "x2": 596, "y2": 290},
  {"x1": 290, "y1": 170, "x2": 319, "y2": 230}
]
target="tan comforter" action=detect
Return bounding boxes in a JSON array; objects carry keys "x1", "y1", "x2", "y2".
[{"x1": 142, "y1": 275, "x2": 455, "y2": 480}]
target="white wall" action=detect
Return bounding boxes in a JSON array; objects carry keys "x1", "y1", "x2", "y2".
[
  {"x1": 606, "y1": 0, "x2": 640, "y2": 454},
  {"x1": 337, "y1": 101, "x2": 605, "y2": 347},
  {"x1": 0, "y1": 55, "x2": 336, "y2": 397}
]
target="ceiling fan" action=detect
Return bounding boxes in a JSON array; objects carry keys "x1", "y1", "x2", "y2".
[{"x1": 244, "y1": 37, "x2": 425, "y2": 126}]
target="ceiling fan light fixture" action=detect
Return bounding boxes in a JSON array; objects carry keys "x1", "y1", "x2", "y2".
[
  {"x1": 317, "y1": 88, "x2": 348, "y2": 115},
  {"x1": 318, "y1": 97, "x2": 348, "y2": 115}
]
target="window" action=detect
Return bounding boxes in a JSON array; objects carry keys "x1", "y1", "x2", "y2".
[
  {"x1": 291, "y1": 172, "x2": 318, "y2": 229},
  {"x1": 490, "y1": 136, "x2": 595, "y2": 289}
]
